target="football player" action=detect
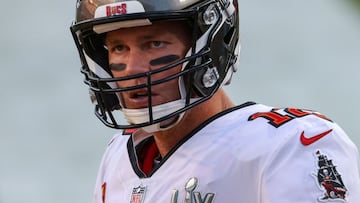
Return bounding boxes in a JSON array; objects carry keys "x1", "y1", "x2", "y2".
[{"x1": 70, "y1": 0, "x2": 360, "y2": 202}]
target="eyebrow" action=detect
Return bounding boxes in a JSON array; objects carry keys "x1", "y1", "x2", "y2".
[{"x1": 105, "y1": 34, "x2": 159, "y2": 45}]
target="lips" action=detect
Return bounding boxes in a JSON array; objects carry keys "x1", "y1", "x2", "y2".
[
  {"x1": 130, "y1": 89, "x2": 152, "y2": 98},
  {"x1": 131, "y1": 91, "x2": 149, "y2": 98},
  {"x1": 125, "y1": 89, "x2": 156, "y2": 108}
]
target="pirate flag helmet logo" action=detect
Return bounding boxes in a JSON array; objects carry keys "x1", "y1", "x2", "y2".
[{"x1": 315, "y1": 150, "x2": 347, "y2": 201}]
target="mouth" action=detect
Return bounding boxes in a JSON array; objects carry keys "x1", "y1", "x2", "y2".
[
  {"x1": 130, "y1": 89, "x2": 152, "y2": 99},
  {"x1": 125, "y1": 89, "x2": 156, "y2": 108}
]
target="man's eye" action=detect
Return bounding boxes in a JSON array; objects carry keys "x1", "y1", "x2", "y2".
[
  {"x1": 114, "y1": 45, "x2": 125, "y2": 52},
  {"x1": 151, "y1": 41, "x2": 164, "y2": 48}
]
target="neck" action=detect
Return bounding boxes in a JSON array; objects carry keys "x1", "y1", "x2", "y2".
[{"x1": 152, "y1": 89, "x2": 234, "y2": 157}]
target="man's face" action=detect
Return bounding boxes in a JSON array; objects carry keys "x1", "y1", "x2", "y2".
[{"x1": 104, "y1": 21, "x2": 192, "y2": 109}]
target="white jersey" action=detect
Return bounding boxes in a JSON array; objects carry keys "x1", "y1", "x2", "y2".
[{"x1": 93, "y1": 102, "x2": 360, "y2": 203}]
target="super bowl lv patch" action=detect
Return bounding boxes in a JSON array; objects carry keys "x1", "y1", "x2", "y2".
[{"x1": 314, "y1": 150, "x2": 347, "y2": 201}]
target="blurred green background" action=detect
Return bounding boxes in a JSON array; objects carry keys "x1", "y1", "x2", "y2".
[{"x1": 352, "y1": 0, "x2": 360, "y2": 9}]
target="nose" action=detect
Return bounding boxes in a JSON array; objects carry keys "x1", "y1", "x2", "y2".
[
  {"x1": 110, "y1": 48, "x2": 150, "y2": 79},
  {"x1": 123, "y1": 48, "x2": 150, "y2": 76}
]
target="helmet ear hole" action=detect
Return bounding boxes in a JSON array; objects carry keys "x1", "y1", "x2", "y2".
[{"x1": 191, "y1": 63, "x2": 220, "y2": 97}]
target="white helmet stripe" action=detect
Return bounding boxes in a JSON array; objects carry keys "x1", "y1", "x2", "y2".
[{"x1": 84, "y1": 52, "x2": 117, "y2": 89}]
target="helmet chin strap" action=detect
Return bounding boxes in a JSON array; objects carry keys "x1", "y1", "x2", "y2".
[{"x1": 122, "y1": 98, "x2": 200, "y2": 133}]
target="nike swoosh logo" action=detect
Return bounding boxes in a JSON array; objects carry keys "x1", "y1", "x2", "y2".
[{"x1": 300, "y1": 129, "x2": 333, "y2": 146}]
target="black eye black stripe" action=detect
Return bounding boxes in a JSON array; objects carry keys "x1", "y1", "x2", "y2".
[
  {"x1": 149, "y1": 55, "x2": 180, "y2": 66},
  {"x1": 109, "y1": 55, "x2": 180, "y2": 71},
  {"x1": 109, "y1": 63, "x2": 126, "y2": 71}
]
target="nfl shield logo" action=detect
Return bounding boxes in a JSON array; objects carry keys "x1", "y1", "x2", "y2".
[{"x1": 130, "y1": 185, "x2": 147, "y2": 203}]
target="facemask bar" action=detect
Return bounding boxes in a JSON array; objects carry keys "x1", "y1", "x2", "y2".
[{"x1": 89, "y1": 49, "x2": 213, "y2": 129}]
